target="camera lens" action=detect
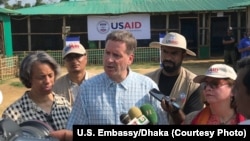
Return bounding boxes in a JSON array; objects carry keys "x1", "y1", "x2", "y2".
[
  {"x1": 0, "y1": 119, "x2": 58, "y2": 141},
  {"x1": 19, "y1": 120, "x2": 54, "y2": 138}
]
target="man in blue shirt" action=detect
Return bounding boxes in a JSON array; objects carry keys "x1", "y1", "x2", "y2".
[
  {"x1": 238, "y1": 29, "x2": 250, "y2": 59},
  {"x1": 50, "y1": 30, "x2": 169, "y2": 141}
]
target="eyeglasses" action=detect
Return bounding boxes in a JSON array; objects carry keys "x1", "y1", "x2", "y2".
[
  {"x1": 203, "y1": 79, "x2": 228, "y2": 89},
  {"x1": 64, "y1": 54, "x2": 86, "y2": 62}
]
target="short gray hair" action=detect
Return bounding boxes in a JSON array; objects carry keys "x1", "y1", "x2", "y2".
[
  {"x1": 19, "y1": 51, "x2": 60, "y2": 88},
  {"x1": 105, "y1": 30, "x2": 137, "y2": 54}
]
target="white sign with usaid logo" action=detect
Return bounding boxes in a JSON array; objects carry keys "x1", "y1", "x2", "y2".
[{"x1": 87, "y1": 14, "x2": 150, "y2": 40}]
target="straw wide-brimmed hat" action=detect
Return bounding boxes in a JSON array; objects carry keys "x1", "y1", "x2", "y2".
[{"x1": 149, "y1": 32, "x2": 196, "y2": 56}]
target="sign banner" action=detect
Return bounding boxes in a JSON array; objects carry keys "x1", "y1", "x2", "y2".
[
  {"x1": 87, "y1": 14, "x2": 150, "y2": 40},
  {"x1": 66, "y1": 36, "x2": 80, "y2": 46}
]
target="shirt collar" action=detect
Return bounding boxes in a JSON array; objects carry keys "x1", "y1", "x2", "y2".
[{"x1": 104, "y1": 68, "x2": 133, "y2": 90}]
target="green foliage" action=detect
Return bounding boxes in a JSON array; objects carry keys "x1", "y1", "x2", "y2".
[
  {"x1": 10, "y1": 81, "x2": 24, "y2": 88},
  {"x1": 2, "y1": 0, "x2": 59, "y2": 9},
  {"x1": 131, "y1": 63, "x2": 159, "y2": 69},
  {"x1": 34, "y1": 0, "x2": 46, "y2": 6},
  {"x1": 0, "y1": 0, "x2": 8, "y2": 5}
]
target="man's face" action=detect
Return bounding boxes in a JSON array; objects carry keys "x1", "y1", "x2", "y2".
[
  {"x1": 160, "y1": 46, "x2": 185, "y2": 73},
  {"x1": 227, "y1": 30, "x2": 232, "y2": 35},
  {"x1": 64, "y1": 53, "x2": 87, "y2": 73},
  {"x1": 103, "y1": 40, "x2": 133, "y2": 82}
]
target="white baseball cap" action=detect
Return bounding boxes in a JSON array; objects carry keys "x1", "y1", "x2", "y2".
[
  {"x1": 62, "y1": 42, "x2": 86, "y2": 58},
  {"x1": 194, "y1": 64, "x2": 237, "y2": 83},
  {"x1": 149, "y1": 32, "x2": 196, "y2": 56}
]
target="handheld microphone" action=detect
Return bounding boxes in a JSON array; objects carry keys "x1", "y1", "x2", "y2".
[
  {"x1": 119, "y1": 113, "x2": 131, "y2": 124},
  {"x1": 128, "y1": 106, "x2": 142, "y2": 119},
  {"x1": 140, "y1": 104, "x2": 158, "y2": 125},
  {"x1": 127, "y1": 106, "x2": 149, "y2": 125}
]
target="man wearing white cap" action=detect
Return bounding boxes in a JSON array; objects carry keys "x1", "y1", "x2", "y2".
[
  {"x1": 146, "y1": 32, "x2": 203, "y2": 124},
  {"x1": 53, "y1": 42, "x2": 95, "y2": 106}
]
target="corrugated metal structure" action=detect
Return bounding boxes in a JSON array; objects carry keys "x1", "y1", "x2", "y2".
[
  {"x1": 0, "y1": 8, "x2": 19, "y2": 15},
  {"x1": 229, "y1": 1, "x2": 250, "y2": 29},
  {"x1": 9, "y1": 0, "x2": 250, "y2": 59},
  {"x1": 229, "y1": 1, "x2": 250, "y2": 8},
  {"x1": 0, "y1": 8, "x2": 19, "y2": 56},
  {"x1": 16, "y1": 0, "x2": 248, "y2": 15}
]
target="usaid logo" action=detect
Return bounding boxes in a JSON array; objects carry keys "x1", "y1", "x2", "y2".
[
  {"x1": 64, "y1": 43, "x2": 80, "y2": 52},
  {"x1": 164, "y1": 34, "x2": 178, "y2": 45},
  {"x1": 208, "y1": 68, "x2": 219, "y2": 73},
  {"x1": 97, "y1": 20, "x2": 110, "y2": 34}
]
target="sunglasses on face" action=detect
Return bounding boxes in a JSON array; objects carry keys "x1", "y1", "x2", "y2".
[{"x1": 203, "y1": 79, "x2": 228, "y2": 89}]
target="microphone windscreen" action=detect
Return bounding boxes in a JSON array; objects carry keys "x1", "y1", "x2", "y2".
[
  {"x1": 120, "y1": 113, "x2": 131, "y2": 124},
  {"x1": 128, "y1": 106, "x2": 142, "y2": 119},
  {"x1": 140, "y1": 104, "x2": 158, "y2": 125}
]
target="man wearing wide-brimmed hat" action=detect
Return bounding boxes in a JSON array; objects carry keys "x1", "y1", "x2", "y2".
[{"x1": 146, "y1": 32, "x2": 204, "y2": 124}]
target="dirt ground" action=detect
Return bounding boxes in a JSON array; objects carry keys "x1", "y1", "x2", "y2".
[{"x1": 0, "y1": 58, "x2": 223, "y2": 115}]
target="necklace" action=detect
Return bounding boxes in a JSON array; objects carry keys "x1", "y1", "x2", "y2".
[{"x1": 220, "y1": 113, "x2": 235, "y2": 125}]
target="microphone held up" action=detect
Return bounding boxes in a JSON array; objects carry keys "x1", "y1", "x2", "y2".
[
  {"x1": 127, "y1": 106, "x2": 150, "y2": 125},
  {"x1": 140, "y1": 103, "x2": 158, "y2": 125},
  {"x1": 119, "y1": 113, "x2": 131, "y2": 125}
]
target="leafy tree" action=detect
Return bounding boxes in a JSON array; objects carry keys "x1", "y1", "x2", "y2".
[
  {"x1": 0, "y1": 0, "x2": 8, "y2": 5},
  {"x1": 1, "y1": 0, "x2": 62, "y2": 9},
  {"x1": 34, "y1": 0, "x2": 46, "y2": 6},
  {"x1": 4, "y1": 3, "x2": 12, "y2": 9},
  {"x1": 24, "y1": 3, "x2": 31, "y2": 8}
]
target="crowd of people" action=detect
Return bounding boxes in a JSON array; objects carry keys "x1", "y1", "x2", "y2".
[{"x1": 0, "y1": 29, "x2": 250, "y2": 141}]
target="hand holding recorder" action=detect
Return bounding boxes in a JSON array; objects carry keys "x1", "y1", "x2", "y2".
[
  {"x1": 149, "y1": 88, "x2": 185, "y2": 124},
  {"x1": 149, "y1": 88, "x2": 180, "y2": 112}
]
